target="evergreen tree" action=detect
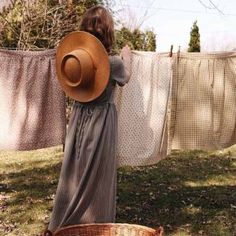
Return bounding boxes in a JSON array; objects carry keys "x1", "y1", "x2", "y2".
[
  {"x1": 145, "y1": 30, "x2": 156, "y2": 51},
  {"x1": 115, "y1": 26, "x2": 156, "y2": 52},
  {"x1": 188, "y1": 20, "x2": 200, "y2": 52},
  {"x1": 115, "y1": 27, "x2": 134, "y2": 50}
]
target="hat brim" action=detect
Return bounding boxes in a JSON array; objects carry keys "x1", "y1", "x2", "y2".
[{"x1": 56, "y1": 31, "x2": 110, "y2": 102}]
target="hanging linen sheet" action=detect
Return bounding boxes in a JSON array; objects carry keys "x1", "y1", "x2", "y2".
[
  {"x1": 0, "y1": 49, "x2": 66, "y2": 151},
  {"x1": 115, "y1": 51, "x2": 172, "y2": 166},
  {"x1": 170, "y1": 52, "x2": 236, "y2": 150}
]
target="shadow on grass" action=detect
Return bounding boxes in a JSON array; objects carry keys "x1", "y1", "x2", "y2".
[
  {"x1": 0, "y1": 160, "x2": 62, "y2": 235},
  {"x1": 117, "y1": 150, "x2": 236, "y2": 235},
  {"x1": 0, "y1": 161, "x2": 61, "y2": 201},
  {"x1": 0, "y1": 150, "x2": 236, "y2": 235}
]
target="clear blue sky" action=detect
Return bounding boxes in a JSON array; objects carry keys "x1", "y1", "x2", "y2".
[{"x1": 113, "y1": 0, "x2": 236, "y2": 52}]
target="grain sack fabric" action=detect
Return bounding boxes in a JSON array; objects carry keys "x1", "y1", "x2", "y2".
[
  {"x1": 170, "y1": 52, "x2": 236, "y2": 150},
  {"x1": 115, "y1": 51, "x2": 172, "y2": 166},
  {"x1": 0, "y1": 49, "x2": 66, "y2": 151}
]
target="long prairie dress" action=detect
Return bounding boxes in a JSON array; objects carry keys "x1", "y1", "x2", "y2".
[{"x1": 48, "y1": 55, "x2": 128, "y2": 231}]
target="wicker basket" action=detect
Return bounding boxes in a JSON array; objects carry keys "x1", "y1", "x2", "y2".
[{"x1": 50, "y1": 223, "x2": 164, "y2": 236}]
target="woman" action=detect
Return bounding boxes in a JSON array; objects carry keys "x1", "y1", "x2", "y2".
[{"x1": 47, "y1": 5, "x2": 131, "y2": 232}]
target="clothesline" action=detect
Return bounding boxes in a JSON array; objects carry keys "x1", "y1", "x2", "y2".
[
  {"x1": 0, "y1": 49, "x2": 235, "y2": 167},
  {"x1": 0, "y1": 47, "x2": 50, "y2": 51}
]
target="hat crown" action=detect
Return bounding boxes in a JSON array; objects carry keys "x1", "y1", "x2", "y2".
[
  {"x1": 63, "y1": 56, "x2": 81, "y2": 86},
  {"x1": 61, "y1": 49, "x2": 95, "y2": 88}
]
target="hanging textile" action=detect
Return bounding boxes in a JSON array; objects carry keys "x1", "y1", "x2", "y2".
[
  {"x1": 170, "y1": 52, "x2": 236, "y2": 150},
  {"x1": 0, "y1": 49, "x2": 66, "y2": 151},
  {"x1": 115, "y1": 51, "x2": 172, "y2": 166}
]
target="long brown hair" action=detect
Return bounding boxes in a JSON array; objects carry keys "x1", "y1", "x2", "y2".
[{"x1": 79, "y1": 5, "x2": 115, "y2": 54}]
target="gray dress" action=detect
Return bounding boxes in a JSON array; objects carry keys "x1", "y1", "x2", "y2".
[{"x1": 48, "y1": 55, "x2": 128, "y2": 231}]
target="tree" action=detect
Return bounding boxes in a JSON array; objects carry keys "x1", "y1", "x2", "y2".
[
  {"x1": 145, "y1": 30, "x2": 156, "y2": 51},
  {"x1": 0, "y1": 0, "x2": 104, "y2": 49},
  {"x1": 188, "y1": 20, "x2": 200, "y2": 52},
  {"x1": 115, "y1": 26, "x2": 156, "y2": 52},
  {"x1": 0, "y1": 0, "x2": 155, "y2": 51}
]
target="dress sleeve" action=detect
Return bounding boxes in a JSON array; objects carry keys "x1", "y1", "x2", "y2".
[{"x1": 110, "y1": 55, "x2": 129, "y2": 87}]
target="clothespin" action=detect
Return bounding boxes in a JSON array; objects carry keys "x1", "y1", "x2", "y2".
[
  {"x1": 177, "y1": 46, "x2": 181, "y2": 54},
  {"x1": 169, "y1": 45, "x2": 173, "y2": 57},
  {"x1": 177, "y1": 46, "x2": 181, "y2": 62}
]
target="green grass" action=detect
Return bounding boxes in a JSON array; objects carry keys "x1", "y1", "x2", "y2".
[{"x1": 0, "y1": 146, "x2": 236, "y2": 235}]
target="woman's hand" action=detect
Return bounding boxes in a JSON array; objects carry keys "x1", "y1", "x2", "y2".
[
  {"x1": 120, "y1": 45, "x2": 132, "y2": 82},
  {"x1": 120, "y1": 45, "x2": 131, "y2": 61}
]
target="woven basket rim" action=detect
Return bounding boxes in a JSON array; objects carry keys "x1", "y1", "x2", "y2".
[{"x1": 54, "y1": 223, "x2": 157, "y2": 234}]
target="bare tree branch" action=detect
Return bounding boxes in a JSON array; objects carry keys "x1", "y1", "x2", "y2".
[
  {"x1": 198, "y1": 0, "x2": 224, "y2": 14},
  {"x1": 198, "y1": 0, "x2": 213, "y2": 9},
  {"x1": 209, "y1": 0, "x2": 224, "y2": 15},
  {"x1": 137, "y1": 0, "x2": 156, "y2": 29},
  {"x1": 118, "y1": 0, "x2": 157, "y2": 30}
]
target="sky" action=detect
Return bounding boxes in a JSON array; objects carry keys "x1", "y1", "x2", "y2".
[{"x1": 112, "y1": 0, "x2": 236, "y2": 52}]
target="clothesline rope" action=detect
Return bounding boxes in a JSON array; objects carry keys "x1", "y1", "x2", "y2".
[{"x1": 0, "y1": 49, "x2": 235, "y2": 167}]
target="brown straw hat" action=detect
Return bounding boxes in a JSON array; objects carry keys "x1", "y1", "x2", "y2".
[{"x1": 56, "y1": 31, "x2": 110, "y2": 102}]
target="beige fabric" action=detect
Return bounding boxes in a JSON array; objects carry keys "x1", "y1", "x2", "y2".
[
  {"x1": 170, "y1": 52, "x2": 236, "y2": 150},
  {"x1": 0, "y1": 49, "x2": 66, "y2": 151},
  {"x1": 115, "y1": 51, "x2": 172, "y2": 166}
]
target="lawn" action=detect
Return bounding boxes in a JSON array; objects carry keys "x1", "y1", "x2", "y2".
[{"x1": 0, "y1": 146, "x2": 236, "y2": 236}]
